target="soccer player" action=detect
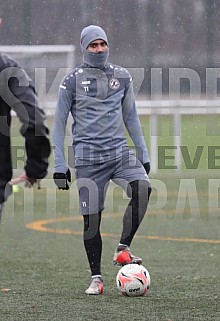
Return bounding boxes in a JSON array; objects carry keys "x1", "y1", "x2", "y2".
[
  {"x1": 0, "y1": 52, "x2": 51, "y2": 221},
  {"x1": 53, "y1": 25, "x2": 151, "y2": 295}
]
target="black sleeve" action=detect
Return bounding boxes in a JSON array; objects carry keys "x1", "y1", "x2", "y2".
[
  {"x1": 12, "y1": 76, "x2": 51, "y2": 179},
  {"x1": 0, "y1": 55, "x2": 51, "y2": 179},
  {"x1": 24, "y1": 128, "x2": 51, "y2": 179}
]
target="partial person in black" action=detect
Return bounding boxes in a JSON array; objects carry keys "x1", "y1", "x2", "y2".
[{"x1": 0, "y1": 52, "x2": 51, "y2": 221}]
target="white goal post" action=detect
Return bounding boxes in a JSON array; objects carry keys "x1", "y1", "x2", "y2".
[{"x1": 0, "y1": 45, "x2": 75, "y2": 112}]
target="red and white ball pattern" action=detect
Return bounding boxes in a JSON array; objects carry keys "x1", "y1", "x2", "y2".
[{"x1": 116, "y1": 264, "x2": 151, "y2": 297}]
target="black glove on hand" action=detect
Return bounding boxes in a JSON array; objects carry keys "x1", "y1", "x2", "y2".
[
  {"x1": 53, "y1": 168, "x2": 71, "y2": 190},
  {"x1": 143, "y1": 162, "x2": 150, "y2": 175}
]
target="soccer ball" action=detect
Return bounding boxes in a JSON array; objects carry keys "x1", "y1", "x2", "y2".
[{"x1": 116, "y1": 264, "x2": 151, "y2": 297}]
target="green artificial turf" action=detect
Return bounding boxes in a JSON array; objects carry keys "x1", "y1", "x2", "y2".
[{"x1": 0, "y1": 114, "x2": 219, "y2": 321}]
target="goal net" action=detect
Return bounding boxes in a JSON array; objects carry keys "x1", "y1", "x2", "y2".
[{"x1": 0, "y1": 45, "x2": 75, "y2": 114}]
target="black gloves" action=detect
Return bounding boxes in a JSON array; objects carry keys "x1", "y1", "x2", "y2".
[
  {"x1": 53, "y1": 168, "x2": 71, "y2": 190},
  {"x1": 143, "y1": 162, "x2": 150, "y2": 175}
]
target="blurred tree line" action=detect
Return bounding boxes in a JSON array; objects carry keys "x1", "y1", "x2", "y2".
[{"x1": 0, "y1": 0, "x2": 219, "y2": 95}]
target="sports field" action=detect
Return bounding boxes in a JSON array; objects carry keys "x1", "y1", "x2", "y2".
[{"x1": 0, "y1": 115, "x2": 219, "y2": 321}]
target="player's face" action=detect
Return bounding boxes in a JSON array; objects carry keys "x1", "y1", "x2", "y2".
[{"x1": 87, "y1": 40, "x2": 108, "y2": 53}]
